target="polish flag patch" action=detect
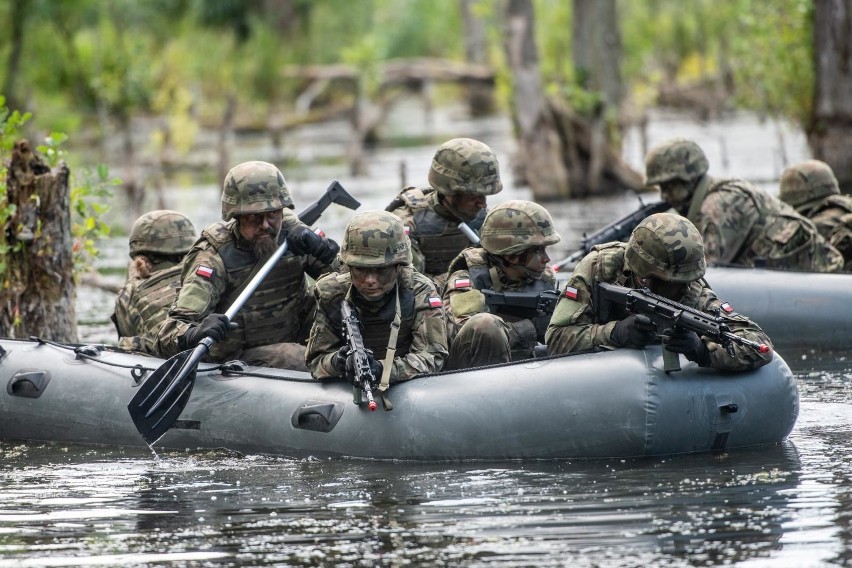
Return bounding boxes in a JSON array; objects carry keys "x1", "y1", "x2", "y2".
[
  {"x1": 404, "y1": 225, "x2": 412, "y2": 236},
  {"x1": 314, "y1": 228, "x2": 326, "y2": 237},
  {"x1": 196, "y1": 265, "x2": 214, "y2": 279},
  {"x1": 428, "y1": 297, "x2": 442, "y2": 308},
  {"x1": 721, "y1": 302, "x2": 733, "y2": 313},
  {"x1": 563, "y1": 286, "x2": 579, "y2": 300},
  {"x1": 453, "y1": 278, "x2": 472, "y2": 290}
]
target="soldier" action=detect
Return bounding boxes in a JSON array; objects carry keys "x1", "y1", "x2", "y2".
[
  {"x1": 157, "y1": 161, "x2": 339, "y2": 369},
  {"x1": 644, "y1": 138, "x2": 843, "y2": 272},
  {"x1": 442, "y1": 200, "x2": 561, "y2": 369},
  {"x1": 305, "y1": 211, "x2": 448, "y2": 389},
  {"x1": 111, "y1": 210, "x2": 197, "y2": 354},
  {"x1": 779, "y1": 159, "x2": 852, "y2": 272},
  {"x1": 546, "y1": 213, "x2": 773, "y2": 371},
  {"x1": 385, "y1": 137, "x2": 503, "y2": 289}
]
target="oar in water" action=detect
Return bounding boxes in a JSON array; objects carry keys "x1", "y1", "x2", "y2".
[{"x1": 127, "y1": 180, "x2": 360, "y2": 445}]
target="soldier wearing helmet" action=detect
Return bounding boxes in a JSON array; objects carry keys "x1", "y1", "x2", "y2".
[
  {"x1": 385, "y1": 137, "x2": 503, "y2": 288},
  {"x1": 156, "y1": 161, "x2": 340, "y2": 369},
  {"x1": 111, "y1": 210, "x2": 197, "y2": 354},
  {"x1": 779, "y1": 160, "x2": 852, "y2": 271},
  {"x1": 546, "y1": 213, "x2": 772, "y2": 371},
  {"x1": 644, "y1": 138, "x2": 843, "y2": 272},
  {"x1": 442, "y1": 200, "x2": 562, "y2": 368},
  {"x1": 306, "y1": 211, "x2": 448, "y2": 389}
]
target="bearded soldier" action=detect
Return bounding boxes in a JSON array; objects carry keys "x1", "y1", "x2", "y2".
[
  {"x1": 442, "y1": 200, "x2": 561, "y2": 369},
  {"x1": 386, "y1": 137, "x2": 503, "y2": 289},
  {"x1": 157, "y1": 161, "x2": 339, "y2": 369},
  {"x1": 112, "y1": 210, "x2": 197, "y2": 354},
  {"x1": 779, "y1": 159, "x2": 852, "y2": 272},
  {"x1": 306, "y1": 211, "x2": 448, "y2": 390},
  {"x1": 644, "y1": 138, "x2": 843, "y2": 272},
  {"x1": 546, "y1": 213, "x2": 773, "y2": 371}
]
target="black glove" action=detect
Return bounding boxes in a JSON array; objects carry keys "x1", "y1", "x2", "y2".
[
  {"x1": 662, "y1": 328, "x2": 711, "y2": 366},
  {"x1": 532, "y1": 316, "x2": 551, "y2": 343},
  {"x1": 509, "y1": 319, "x2": 538, "y2": 349},
  {"x1": 331, "y1": 345, "x2": 350, "y2": 377},
  {"x1": 610, "y1": 314, "x2": 656, "y2": 348},
  {"x1": 179, "y1": 313, "x2": 231, "y2": 349},
  {"x1": 287, "y1": 226, "x2": 340, "y2": 264},
  {"x1": 345, "y1": 349, "x2": 383, "y2": 387}
]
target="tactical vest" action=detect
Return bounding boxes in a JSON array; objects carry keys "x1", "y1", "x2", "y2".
[
  {"x1": 202, "y1": 222, "x2": 312, "y2": 360},
  {"x1": 395, "y1": 187, "x2": 484, "y2": 276},
  {"x1": 693, "y1": 177, "x2": 839, "y2": 271},
  {"x1": 133, "y1": 263, "x2": 183, "y2": 336},
  {"x1": 315, "y1": 268, "x2": 418, "y2": 360}
]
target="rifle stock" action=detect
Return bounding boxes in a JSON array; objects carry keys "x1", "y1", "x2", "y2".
[
  {"x1": 553, "y1": 200, "x2": 671, "y2": 271},
  {"x1": 340, "y1": 300, "x2": 378, "y2": 411},
  {"x1": 594, "y1": 282, "x2": 770, "y2": 372}
]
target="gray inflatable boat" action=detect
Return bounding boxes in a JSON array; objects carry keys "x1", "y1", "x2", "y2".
[{"x1": 0, "y1": 337, "x2": 798, "y2": 460}]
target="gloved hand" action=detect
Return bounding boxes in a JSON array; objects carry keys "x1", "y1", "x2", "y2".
[
  {"x1": 287, "y1": 226, "x2": 340, "y2": 263},
  {"x1": 508, "y1": 319, "x2": 538, "y2": 349},
  {"x1": 331, "y1": 345, "x2": 350, "y2": 378},
  {"x1": 179, "y1": 313, "x2": 231, "y2": 349},
  {"x1": 662, "y1": 328, "x2": 711, "y2": 366},
  {"x1": 610, "y1": 314, "x2": 656, "y2": 348},
  {"x1": 345, "y1": 349, "x2": 383, "y2": 387},
  {"x1": 532, "y1": 316, "x2": 550, "y2": 343}
]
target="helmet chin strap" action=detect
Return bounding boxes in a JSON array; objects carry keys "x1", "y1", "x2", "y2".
[
  {"x1": 440, "y1": 194, "x2": 478, "y2": 223},
  {"x1": 492, "y1": 252, "x2": 543, "y2": 281}
]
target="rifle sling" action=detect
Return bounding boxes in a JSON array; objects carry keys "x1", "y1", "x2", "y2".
[{"x1": 377, "y1": 287, "x2": 400, "y2": 411}]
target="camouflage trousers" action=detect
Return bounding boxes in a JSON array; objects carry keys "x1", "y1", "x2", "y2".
[
  {"x1": 230, "y1": 342, "x2": 308, "y2": 371},
  {"x1": 446, "y1": 313, "x2": 513, "y2": 370}
]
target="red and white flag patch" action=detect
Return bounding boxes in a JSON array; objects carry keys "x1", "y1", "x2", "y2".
[
  {"x1": 196, "y1": 265, "x2": 214, "y2": 279},
  {"x1": 563, "y1": 286, "x2": 579, "y2": 300},
  {"x1": 453, "y1": 278, "x2": 472, "y2": 290},
  {"x1": 721, "y1": 302, "x2": 733, "y2": 313},
  {"x1": 314, "y1": 228, "x2": 326, "y2": 237},
  {"x1": 428, "y1": 297, "x2": 442, "y2": 308}
]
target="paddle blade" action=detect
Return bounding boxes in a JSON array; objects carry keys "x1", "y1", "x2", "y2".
[{"x1": 127, "y1": 349, "x2": 199, "y2": 445}]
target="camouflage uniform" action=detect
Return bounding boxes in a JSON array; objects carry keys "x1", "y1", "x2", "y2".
[
  {"x1": 546, "y1": 214, "x2": 773, "y2": 371},
  {"x1": 157, "y1": 162, "x2": 338, "y2": 368},
  {"x1": 780, "y1": 160, "x2": 852, "y2": 272},
  {"x1": 306, "y1": 211, "x2": 448, "y2": 383},
  {"x1": 443, "y1": 200, "x2": 561, "y2": 369},
  {"x1": 645, "y1": 139, "x2": 843, "y2": 272},
  {"x1": 386, "y1": 138, "x2": 502, "y2": 288},
  {"x1": 111, "y1": 210, "x2": 197, "y2": 354}
]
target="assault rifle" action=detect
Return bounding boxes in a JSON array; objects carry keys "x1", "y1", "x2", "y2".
[
  {"x1": 481, "y1": 288, "x2": 562, "y2": 319},
  {"x1": 553, "y1": 199, "x2": 671, "y2": 271},
  {"x1": 594, "y1": 282, "x2": 770, "y2": 373},
  {"x1": 340, "y1": 300, "x2": 378, "y2": 411}
]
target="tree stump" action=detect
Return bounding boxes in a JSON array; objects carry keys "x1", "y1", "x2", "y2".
[{"x1": 1, "y1": 139, "x2": 77, "y2": 342}]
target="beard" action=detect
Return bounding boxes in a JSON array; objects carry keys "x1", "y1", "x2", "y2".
[{"x1": 251, "y1": 230, "x2": 279, "y2": 259}]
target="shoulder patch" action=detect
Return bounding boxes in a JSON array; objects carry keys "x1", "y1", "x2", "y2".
[
  {"x1": 720, "y1": 302, "x2": 734, "y2": 314},
  {"x1": 563, "y1": 286, "x2": 578, "y2": 300},
  {"x1": 428, "y1": 296, "x2": 442, "y2": 308},
  {"x1": 196, "y1": 265, "x2": 215, "y2": 279},
  {"x1": 453, "y1": 278, "x2": 472, "y2": 290}
]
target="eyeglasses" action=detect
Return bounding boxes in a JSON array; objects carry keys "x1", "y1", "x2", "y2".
[
  {"x1": 350, "y1": 265, "x2": 397, "y2": 279},
  {"x1": 239, "y1": 210, "x2": 283, "y2": 227}
]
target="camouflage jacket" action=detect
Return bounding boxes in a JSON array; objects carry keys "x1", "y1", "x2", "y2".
[
  {"x1": 386, "y1": 187, "x2": 485, "y2": 283},
  {"x1": 545, "y1": 242, "x2": 773, "y2": 371},
  {"x1": 796, "y1": 194, "x2": 852, "y2": 272},
  {"x1": 157, "y1": 210, "x2": 335, "y2": 361},
  {"x1": 683, "y1": 174, "x2": 843, "y2": 272},
  {"x1": 442, "y1": 247, "x2": 558, "y2": 346},
  {"x1": 111, "y1": 258, "x2": 182, "y2": 354},
  {"x1": 306, "y1": 266, "x2": 448, "y2": 383}
]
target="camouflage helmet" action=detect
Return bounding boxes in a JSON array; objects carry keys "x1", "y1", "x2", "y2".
[
  {"x1": 221, "y1": 161, "x2": 294, "y2": 221},
  {"x1": 428, "y1": 138, "x2": 503, "y2": 197},
  {"x1": 480, "y1": 200, "x2": 562, "y2": 256},
  {"x1": 645, "y1": 138, "x2": 709, "y2": 185},
  {"x1": 340, "y1": 211, "x2": 413, "y2": 267},
  {"x1": 625, "y1": 213, "x2": 706, "y2": 283},
  {"x1": 129, "y1": 210, "x2": 197, "y2": 257},
  {"x1": 779, "y1": 159, "x2": 840, "y2": 208}
]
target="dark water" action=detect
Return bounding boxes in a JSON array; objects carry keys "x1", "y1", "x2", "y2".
[{"x1": 3, "y1": 107, "x2": 850, "y2": 566}]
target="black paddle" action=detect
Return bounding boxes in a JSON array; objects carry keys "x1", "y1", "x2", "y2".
[{"x1": 127, "y1": 180, "x2": 360, "y2": 445}]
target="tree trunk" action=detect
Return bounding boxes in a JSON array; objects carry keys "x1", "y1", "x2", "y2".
[
  {"x1": 503, "y1": 0, "x2": 571, "y2": 199},
  {"x1": 572, "y1": 0, "x2": 622, "y2": 109},
  {"x1": 1, "y1": 140, "x2": 77, "y2": 342},
  {"x1": 460, "y1": 0, "x2": 495, "y2": 116},
  {"x1": 809, "y1": 0, "x2": 852, "y2": 194}
]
